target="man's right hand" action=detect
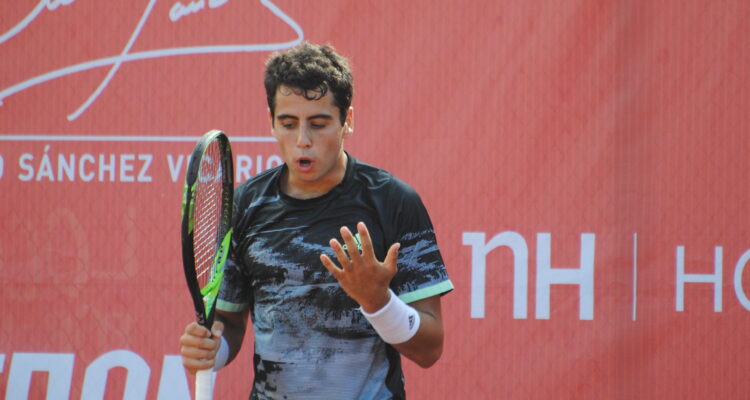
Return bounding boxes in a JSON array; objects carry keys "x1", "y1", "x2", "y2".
[{"x1": 179, "y1": 321, "x2": 224, "y2": 374}]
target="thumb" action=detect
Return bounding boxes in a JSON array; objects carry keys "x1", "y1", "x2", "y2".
[
  {"x1": 211, "y1": 320, "x2": 225, "y2": 338},
  {"x1": 384, "y1": 243, "x2": 401, "y2": 274}
]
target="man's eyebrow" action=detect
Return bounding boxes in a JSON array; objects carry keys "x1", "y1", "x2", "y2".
[
  {"x1": 276, "y1": 113, "x2": 334, "y2": 121},
  {"x1": 307, "y1": 114, "x2": 334, "y2": 120}
]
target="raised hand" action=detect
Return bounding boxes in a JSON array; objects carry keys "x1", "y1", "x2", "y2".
[{"x1": 320, "y1": 221, "x2": 400, "y2": 312}]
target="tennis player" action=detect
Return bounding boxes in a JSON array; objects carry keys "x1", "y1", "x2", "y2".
[{"x1": 180, "y1": 42, "x2": 453, "y2": 399}]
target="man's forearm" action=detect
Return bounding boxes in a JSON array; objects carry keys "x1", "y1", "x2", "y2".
[
  {"x1": 391, "y1": 296, "x2": 444, "y2": 368},
  {"x1": 216, "y1": 309, "x2": 249, "y2": 363}
]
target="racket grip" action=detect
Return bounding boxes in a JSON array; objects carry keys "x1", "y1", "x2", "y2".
[{"x1": 195, "y1": 368, "x2": 214, "y2": 400}]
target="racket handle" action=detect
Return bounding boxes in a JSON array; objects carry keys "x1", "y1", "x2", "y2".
[{"x1": 195, "y1": 368, "x2": 214, "y2": 400}]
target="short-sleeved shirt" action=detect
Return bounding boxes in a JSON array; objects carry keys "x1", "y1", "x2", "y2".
[{"x1": 218, "y1": 153, "x2": 453, "y2": 400}]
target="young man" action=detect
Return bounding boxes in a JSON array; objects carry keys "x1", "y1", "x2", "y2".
[{"x1": 180, "y1": 42, "x2": 453, "y2": 399}]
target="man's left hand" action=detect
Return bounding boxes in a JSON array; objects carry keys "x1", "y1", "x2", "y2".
[{"x1": 320, "y1": 221, "x2": 400, "y2": 312}]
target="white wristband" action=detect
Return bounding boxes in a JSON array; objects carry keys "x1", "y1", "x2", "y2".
[
  {"x1": 213, "y1": 336, "x2": 229, "y2": 371},
  {"x1": 361, "y1": 289, "x2": 421, "y2": 344}
]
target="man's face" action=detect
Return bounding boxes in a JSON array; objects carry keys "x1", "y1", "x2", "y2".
[{"x1": 271, "y1": 85, "x2": 353, "y2": 197}]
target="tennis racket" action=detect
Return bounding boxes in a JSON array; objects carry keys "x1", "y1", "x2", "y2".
[{"x1": 181, "y1": 129, "x2": 233, "y2": 400}]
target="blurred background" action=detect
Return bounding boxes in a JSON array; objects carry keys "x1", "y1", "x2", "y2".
[{"x1": 1, "y1": 1, "x2": 748, "y2": 398}]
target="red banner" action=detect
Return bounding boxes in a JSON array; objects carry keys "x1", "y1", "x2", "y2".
[{"x1": 1, "y1": 1, "x2": 749, "y2": 398}]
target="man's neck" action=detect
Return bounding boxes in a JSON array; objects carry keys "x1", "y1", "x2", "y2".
[{"x1": 281, "y1": 152, "x2": 348, "y2": 200}]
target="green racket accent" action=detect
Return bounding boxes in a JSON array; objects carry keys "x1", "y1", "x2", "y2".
[
  {"x1": 181, "y1": 182, "x2": 197, "y2": 234},
  {"x1": 200, "y1": 228, "x2": 232, "y2": 313}
]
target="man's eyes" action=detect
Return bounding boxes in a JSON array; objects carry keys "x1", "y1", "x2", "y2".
[{"x1": 279, "y1": 121, "x2": 328, "y2": 129}]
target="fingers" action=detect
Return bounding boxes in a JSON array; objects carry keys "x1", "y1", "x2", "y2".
[
  {"x1": 356, "y1": 222, "x2": 376, "y2": 263},
  {"x1": 320, "y1": 223, "x2": 400, "y2": 310},
  {"x1": 181, "y1": 353, "x2": 215, "y2": 374},
  {"x1": 180, "y1": 321, "x2": 221, "y2": 374},
  {"x1": 337, "y1": 222, "x2": 376, "y2": 263},
  {"x1": 320, "y1": 253, "x2": 342, "y2": 277},
  {"x1": 326, "y1": 223, "x2": 398, "y2": 271},
  {"x1": 328, "y1": 237, "x2": 350, "y2": 268},
  {"x1": 211, "y1": 320, "x2": 225, "y2": 338},
  {"x1": 185, "y1": 320, "x2": 210, "y2": 338},
  {"x1": 340, "y1": 226, "x2": 362, "y2": 264},
  {"x1": 384, "y1": 242, "x2": 401, "y2": 274}
]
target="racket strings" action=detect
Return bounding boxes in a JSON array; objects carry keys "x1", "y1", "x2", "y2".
[{"x1": 193, "y1": 141, "x2": 227, "y2": 289}]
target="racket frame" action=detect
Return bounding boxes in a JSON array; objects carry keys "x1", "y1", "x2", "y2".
[{"x1": 181, "y1": 129, "x2": 234, "y2": 330}]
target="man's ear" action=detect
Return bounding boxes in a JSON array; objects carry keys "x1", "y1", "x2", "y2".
[
  {"x1": 343, "y1": 106, "x2": 354, "y2": 137},
  {"x1": 268, "y1": 108, "x2": 277, "y2": 137}
]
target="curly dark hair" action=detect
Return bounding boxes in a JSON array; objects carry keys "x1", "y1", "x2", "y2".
[{"x1": 264, "y1": 42, "x2": 353, "y2": 125}]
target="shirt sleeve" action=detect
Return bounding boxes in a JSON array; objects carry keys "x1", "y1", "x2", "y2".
[
  {"x1": 386, "y1": 179, "x2": 453, "y2": 304},
  {"x1": 217, "y1": 249, "x2": 253, "y2": 312},
  {"x1": 217, "y1": 186, "x2": 253, "y2": 313}
]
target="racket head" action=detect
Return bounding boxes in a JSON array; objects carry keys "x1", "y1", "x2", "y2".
[{"x1": 181, "y1": 129, "x2": 234, "y2": 329}]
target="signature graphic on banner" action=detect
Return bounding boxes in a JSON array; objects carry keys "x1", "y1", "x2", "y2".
[{"x1": 0, "y1": 0, "x2": 304, "y2": 121}]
